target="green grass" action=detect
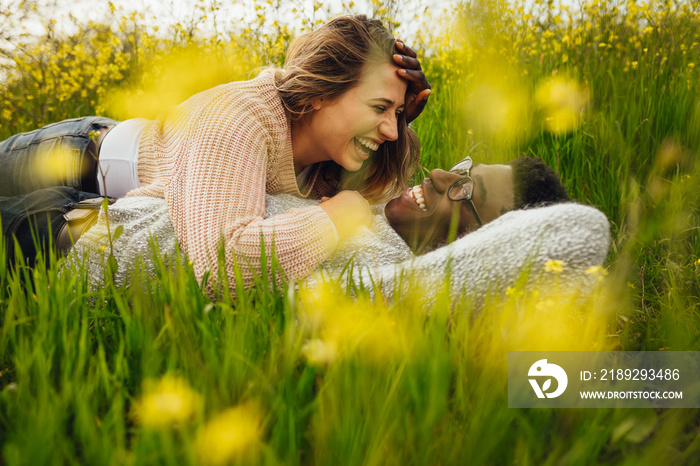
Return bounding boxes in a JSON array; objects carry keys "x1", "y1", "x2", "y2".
[{"x1": 2, "y1": 0, "x2": 700, "y2": 464}]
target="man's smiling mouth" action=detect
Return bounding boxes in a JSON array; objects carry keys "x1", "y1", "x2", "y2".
[{"x1": 408, "y1": 184, "x2": 427, "y2": 211}]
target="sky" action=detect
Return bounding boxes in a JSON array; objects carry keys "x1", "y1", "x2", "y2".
[
  {"x1": 4, "y1": 0, "x2": 449, "y2": 43},
  {"x1": 0, "y1": 0, "x2": 452, "y2": 80}
]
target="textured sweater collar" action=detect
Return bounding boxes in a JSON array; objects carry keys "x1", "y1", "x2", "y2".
[{"x1": 255, "y1": 70, "x2": 318, "y2": 199}]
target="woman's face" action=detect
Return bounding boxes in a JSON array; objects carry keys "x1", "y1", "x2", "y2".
[
  {"x1": 384, "y1": 162, "x2": 516, "y2": 252},
  {"x1": 304, "y1": 62, "x2": 407, "y2": 172}
]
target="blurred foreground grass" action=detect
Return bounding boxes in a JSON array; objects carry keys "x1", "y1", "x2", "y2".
[{"x1": 1, "y1": 0, "x2": 700, "y2": 464}]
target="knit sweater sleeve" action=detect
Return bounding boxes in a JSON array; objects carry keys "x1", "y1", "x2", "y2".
[
  {"x1": 160, "y1": 81, "x2": 337, "y2": 290},
  {"x1": 323, "y1": 203, "x2": 610, "y2": 308}
]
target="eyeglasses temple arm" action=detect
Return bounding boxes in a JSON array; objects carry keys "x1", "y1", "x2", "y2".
[{"x1": 467, "y1": 200, "x2": 483, "y2": 226}]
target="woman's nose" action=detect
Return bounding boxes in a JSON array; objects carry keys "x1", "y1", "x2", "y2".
[
  {"x1": 378, "y1": 114, "x2": 399, "y2": 142},
  {"x1": 429, "y1": 169, "x2": 460, "y2": 193}
]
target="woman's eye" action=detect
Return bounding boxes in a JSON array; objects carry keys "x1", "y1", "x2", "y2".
[{"x1": 374, "y1": 106, "x2": 386, "y2": 112}]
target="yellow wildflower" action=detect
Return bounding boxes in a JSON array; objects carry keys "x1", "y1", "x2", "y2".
[
  {"x1": 301, "y1": 338, "x2": 338, "y2": 366},
  {"x1": 544, "y1": 259, "x2": 566, "y2": 273},
  {"x1": 535, "y1": 77, "x2": 589, "y2": 134},
  {"x1": 585, "y1": 265, "x2": 607, "y2": 276},
  {"x1": 195, "y1": 403, "x2": 263, "y2": 465},
  {"x1": 132, "y1": 375, "x2": 202, "y2": 428},
  {"x1": 298, "y1": 282, "x2": 410, "y2": 365},
  {"x1": 585, "y1": 265, "x2": 608, "y2": 282}
]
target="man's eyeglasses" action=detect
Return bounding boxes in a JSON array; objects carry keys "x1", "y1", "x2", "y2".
[{"x1": 447, "y1": 156, "x2": 483, "y2": 226}]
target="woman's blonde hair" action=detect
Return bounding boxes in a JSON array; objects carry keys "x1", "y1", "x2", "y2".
[{"x1": 274, "y1": 15, "x2": 419, "y2": 203}]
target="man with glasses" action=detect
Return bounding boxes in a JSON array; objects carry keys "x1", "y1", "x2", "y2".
[{"x1": 384, "y1": 156, "x2": 570, "y2": 252}]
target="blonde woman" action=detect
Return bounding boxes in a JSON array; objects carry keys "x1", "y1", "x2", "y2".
[{"x1": 0, "y1": 15, "x2": 431, "y2": 288}]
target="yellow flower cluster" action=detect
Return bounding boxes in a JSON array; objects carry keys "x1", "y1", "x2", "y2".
[
  {"x1": 195, "y1": 402, "x2": 263, "y2": 465},
  {"x1": 132, "y1": 374, "x2": 202, "y2": 428},
  {"x1": 413, "y1": 0, "x2": 700, "y2": 150},
  {"x1": 298, "y1": 281, "x2": 412, "y2": 366},
  {"x1": 132, "y1": 375, "x2": 264, "y2": 463},
  {"x1": 544, "y1": 259, "x2": 566, "y2": 274},
  {"x1": 1, "y1": 14, "x2": 153, "y2": 132},
  {"x1": 472, "y1": 284, "x2": 614, "y2": 368}
]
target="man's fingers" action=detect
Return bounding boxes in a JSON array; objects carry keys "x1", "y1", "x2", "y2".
[
  {"x1": 398, "y1": 69, "x2": 432, "y2": 98},
  {"x1": 395, "y1": 39, "x2": 417, "y2": 58},
  {"x1": 395, "y1": 39, "x2": 431, "y2": 123},
  {"x1": 405, "y1": 89, "x2": 432, "y2": 124},
  {"x1": 398, "y1": 68, "x2": 430, "y2": 87},
  {"x1": 393, "y1": 53, "x2": 421, "y2": 70},
  {"x1": 416, "y1": 88, "x2": 432, "y2": 102}
]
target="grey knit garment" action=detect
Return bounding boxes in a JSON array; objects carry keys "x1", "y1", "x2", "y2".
[
  {"x1": 70, "y1": 196, "x2": 610, "y2": 306},
  {"x1": 264, "y1": 194, "x2": 413, "y2": 271},
  {"x1": 69, "y1": 197, "x2": 180, "y2": 286},
  {"x1": 312, "y1": 201, "x2": 611, "y2": 308}
]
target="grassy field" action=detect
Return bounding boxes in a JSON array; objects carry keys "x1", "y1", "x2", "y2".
[{"x1": 1, "y1": 0, "x2": 700, "y2": 464}]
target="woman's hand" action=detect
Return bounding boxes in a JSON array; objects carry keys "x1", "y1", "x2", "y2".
[
  {"x1": 394, "y1": 39, "x2": 432, "y2": 124},
  {"x1": 318, "y1": 190, "x2": 373, "y2": 243}
]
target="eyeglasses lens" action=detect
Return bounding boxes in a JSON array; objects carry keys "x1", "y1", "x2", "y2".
[{"x1": 449, "y1": 177, "x2": 474, "y2": 200}]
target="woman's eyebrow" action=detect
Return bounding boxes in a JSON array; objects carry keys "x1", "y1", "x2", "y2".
[{"x1": 369, "y1": 97, "x2": 405, "y2": 109}]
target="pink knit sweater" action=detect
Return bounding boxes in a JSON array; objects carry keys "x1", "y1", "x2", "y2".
[{"x1": 127, "y1": 71, "x2": 339, "y2": 289}]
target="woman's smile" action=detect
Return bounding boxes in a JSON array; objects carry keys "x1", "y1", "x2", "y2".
[{"x1": 354, "y1": 137, "x2": 379, "y2": 160}]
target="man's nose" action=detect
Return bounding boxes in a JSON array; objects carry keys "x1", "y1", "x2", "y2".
[{"x1": 429, "y1": 169, "x2": 460, "y2": 193}]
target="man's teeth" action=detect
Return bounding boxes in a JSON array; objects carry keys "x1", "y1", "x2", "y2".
[{"x1": 410, "y1": 185, "x2": 427, "y2": 211}]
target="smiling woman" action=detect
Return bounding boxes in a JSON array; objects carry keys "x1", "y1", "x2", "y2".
[
  {"x1": 0, "y1": 15, "x2": 431, "y2": 292},
  {"x1": 290, "y1": 62, "x2": 407, "y2": 174}
]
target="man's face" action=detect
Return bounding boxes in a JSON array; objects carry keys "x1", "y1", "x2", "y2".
[{"x1": 384, "y1": 161, "x2": 516, "y2": 252}]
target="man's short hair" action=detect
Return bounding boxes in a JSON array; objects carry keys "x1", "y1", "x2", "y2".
[{"x1": 509, "y1": 157, "x2": 570, "y2": 209}]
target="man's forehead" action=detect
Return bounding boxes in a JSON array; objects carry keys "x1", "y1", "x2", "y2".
[{"x1": 471, "y1": 163, "x2": 515, "y2": 205}]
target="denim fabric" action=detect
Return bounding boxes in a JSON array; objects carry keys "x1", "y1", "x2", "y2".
[
  {"x1": 0, "y1": 116, "x2": 119, "y2": 196},
  {"x1": 0, "y1": 187, "x2": 101, "y2": 267}
]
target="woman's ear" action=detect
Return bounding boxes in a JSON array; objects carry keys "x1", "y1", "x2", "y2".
[{"x1": 311, "y1": 98, "x2": 324, "y2": 110}]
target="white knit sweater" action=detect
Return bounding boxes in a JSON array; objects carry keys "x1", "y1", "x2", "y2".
[{"x1": 71, "y1": 195, "x2": 610, "y2": 305}]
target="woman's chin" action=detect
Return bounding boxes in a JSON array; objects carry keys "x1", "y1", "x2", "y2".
[{"x1": 338, "y1": 159, "x2": 364, "y2": 172}]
